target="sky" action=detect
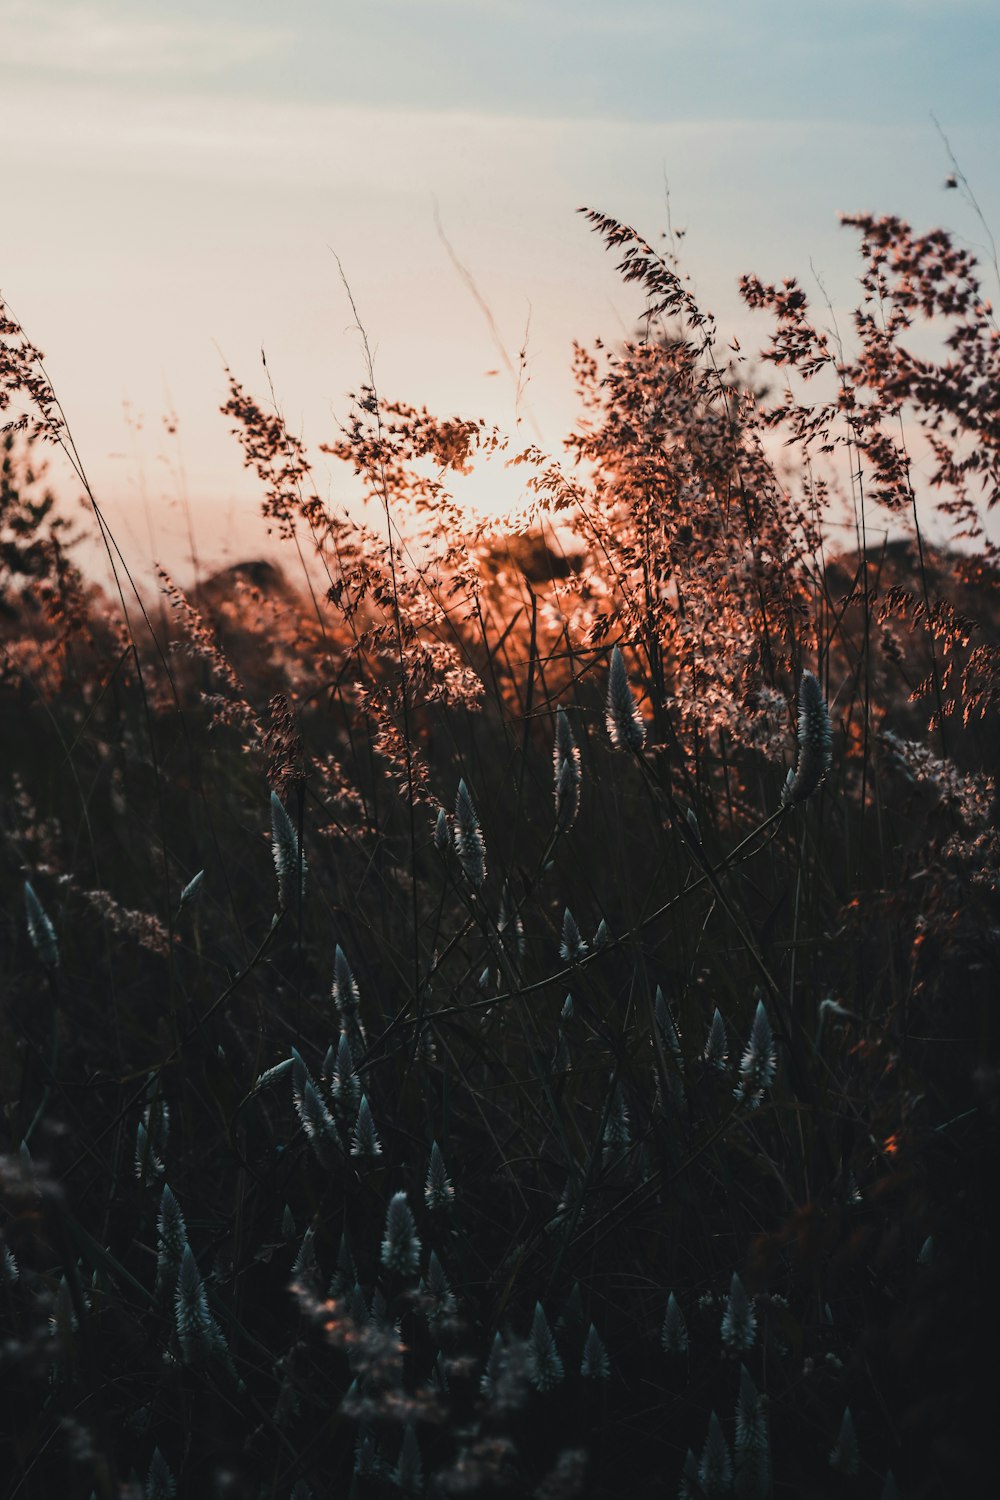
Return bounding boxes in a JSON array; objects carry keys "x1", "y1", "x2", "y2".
[{"x1": 2, "y1": 0, "x2": 999, "y2": 584}]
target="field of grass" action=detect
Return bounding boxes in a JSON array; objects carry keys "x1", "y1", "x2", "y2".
[{"x1": 1, "y1": 206, "x2": 998, "y2": 1498}]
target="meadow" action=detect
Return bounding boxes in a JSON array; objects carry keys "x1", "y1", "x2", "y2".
[{"x1": 1, "y1": 204, "x2": 998, "y2": 1498}]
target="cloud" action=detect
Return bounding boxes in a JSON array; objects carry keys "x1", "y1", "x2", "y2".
[{"x1": 0, "y1": 0, "x2": 288, "y2": 77}]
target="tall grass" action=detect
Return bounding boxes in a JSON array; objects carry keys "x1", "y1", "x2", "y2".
[{"x1": 1, "y1": 205, "x2": 998, "y2": 1498}]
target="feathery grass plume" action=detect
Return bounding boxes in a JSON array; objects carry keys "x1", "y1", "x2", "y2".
[
  {"x1": 155, "y1": 1184, "x2": 187, "y2": 1304},
  {"x1": 328, "y1": 1231, "x2": 357, "y2": 1298},
  {"x1": 498, "y1": 880, "x2": 525, "y2": 962},
  {"x1": 480, "y1": 1329, "x2": 506, "y2": 1400},
  {"x1": 734, "y1": 1364, "x2": 770, "y2": 1500},
  {"x1": 135, "y1": 1116, "x2": 166, "y2": 1184},
  {"x1": 605, "y1": 644, "x2": 646, "y2": 752},
  {"x1": 252, "y1": 1057, "x2": 294, "y2": 1094},
  {"x1": 330, "y1": 1030, "x2": 362, "y2": 1117},
  {"x1": 175, "y1": 1244, "x2": 224, "y2": 1364},
  {"x1": 433, "y1": 807, "x2": 450, "y2": 855},
  {"x1": 698, "y1": 1410, "x2": 733, "y2": 1498},
  {"x1": 281, "y1": 1204, "x2": 295, "y2": 1238},
  {"x1": 291, "y1": 1052, "x2": 340, "y2": 1168},
  {"x1": 703, "y1": 1007, "x2": 729, "y2": 1071},
  {"x1": 24, "y1": 880, "x2": 59, "y2": 968},
  {"x1": 678, "y1": 1448, "x2": 700, "y2": 1500},
  {"x1": 395, "y1": 1424, "x2": 422, "y2": 1494},
  {"x1": 270, "y1": 790, "x2": 306, "y2": 909},
  {"x1": 734, "y1": 998, "x2": 778, "y2": 1107},
  {"x1": 422, "y1": 1249, "x2": 457, "y2": 1327},
  {"x1": 291, "y1": 1225, "x2": 321, "y2": 1290},
  {"x1": 552, "y1": 707, "x2": 581, "y2": 831},
  {"x1": 880, "y1": 1471, "x2": 900, "y2": 1500},
  {"x1": 425, "y1": 1140, "x2": 455, "y2": 1210},
  {"x1": 354, "y1": 1428, "x2": 379, "y2": 1482},
  {"x1": 453, "y1": 778, "x2": 486, "y2": 888},
  {"x1": 581, "y1": 1323, "x2": 610, "y2": 1380},
  {"x1": 177, "y1": 870, "x2": 204, "y2": 909},
  {"x1": 602, "y1": 1080, "x2": 631, "y2": 1153},
  {"x1": 781, "y1": 669, "x2": 833, "y2": 807},
  {"x1": 829, "y1": 1406, "x2": 859, "y2": 1476},
  {"x1": 721, "y1": 1272, "x2": 757, "y2": 1352},
  {"x1": 559, "y1": 907, "x2": 587, "y2": 963},
  {"x1": 529, "y1": 1301, "x2": 564, "y2": 1391},
  {"x1": 561, "y1": 994, "x2": 574, "y2": 1021},
  {"x1": 655, "y1": 987, "x2": 685, "y2": 1071},
  {"x1": 351, "y1": 1094, "x2": 383, "y2": 1158},
  {"x1": 145, "y1": 1446, "x2": 176, "y2": 1500},
  {"x1": 332, "y1": 944, "x2": 367, "y2": 1053},
  {"x1": 661, "y1": 1292, "x2": 689, "y2": 1354},
  {"x1": 381, "y1": 1190, "x2": 421, "y2": 1277}
]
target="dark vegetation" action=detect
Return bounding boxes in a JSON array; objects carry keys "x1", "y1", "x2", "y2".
[{"x1": 1, "y1": 205, "x2": 999, "y2": 1499}]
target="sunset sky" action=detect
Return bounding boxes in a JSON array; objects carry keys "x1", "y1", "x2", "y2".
[{"x1": 3, "y1": 0, "x2": 998, "y2": 583}]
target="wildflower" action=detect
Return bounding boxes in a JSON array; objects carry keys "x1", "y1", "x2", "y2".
[
  {"x1": 178, "y1": 870, "x2": 205, "y2": 909},
  {"x1": 602, "y1": 1080, "x2": 631, "y2": 1153},
  {"x1": 498, "y1": 880, "x2": 525, "y2": 962},
  {"x1": 605, "y1": 644, "x2": 645, "y2": 752},
  {"x1": 529, "y1": 1301, "x2": 564, "y2": 1391},
  {"x1": 175, "y1": 1244, "x2": 225, "y2": 1365},
  {"x1": 734, "y1": 998, "x2": 777, "y2": 1107},
  {"x1": 270, "y1": 790, "x2": 306, "y2": 908},
  {"x1": 480, "y1": 1329, "x2": 506, "y2": 1400},
  {"x1": 394, "y1": 1424, "x2": 422, "y2": 1494},
  {"x1": 24, "y1": 880, "x2": 59, "y2": 968},
  {"x1": 721, "y1": 1272, "x2": 757, "y2": 1352},
  {"x1": 252, "y1": 1057, "x2": 294, "y2": 1094},
  {"x1": 330, "y1": 1031, "x2": 361, "y2": 1117},
  {"x1": 698, "y1": 1411, "x2": 733, "y2": 1497},
  {"x1": 425, "y1": 1140, "x2": 455, "y2": 1210},
  {"x1": 581, "y1": 1322, "x2": 610, "y2": 1380},
  {"x1": 291, "y1": 1225, "x2": 321, "y2": 1290},
  {"x1": 703, "y1": 1007, "x2": 729, "y2": 1071},
  {"x1": 734, "y1": 1365, "x2": 769, "y2": 1500},
  {"x1": 454, "y1": 778, "x2": 486, "y2": 888},
  {"x1": 422, "y1": 1249, "x2": 457, "y2": 1324},
  {"x1": 351, "y1": 1094, "x2": 383, "y2": 1157},
  {"x1": 781, "y1": 670, "x2": 833, "y2": 807},
  {"x1": 381, "y1": 1190, "x2": 421, "y2": 1278},
  {"x1": 559, "y1": 908, "x2": 587, "y2": 963},
  {"x1": 145, "y1": 1447, "x2": 176, "y2": 1500},
  {"x1": 553, "y1": 707, "x2": 581, "y2": 831},
  {"x1": 328, "y1": 1231, "x2": 357, "y2": 1297},
  {"x1": 678, "y1": 1448, "x2": 700, "y2": 1500},
  {"x1": 156, "y1": 1184, "x2": 187, "y2": 1303},
  {"x1": 661, "y1": 1292, "x2": 689, "y2": 1354},
  {"x1": 135, "y1": 1111, "x2": 167, "y2": 1183},
  {"x1": 829, "y1": 1406, "x2": 859, "y2": 1476},
  {"x1": 332, "y1": 945, "x2": 367, "y2": 1052}
]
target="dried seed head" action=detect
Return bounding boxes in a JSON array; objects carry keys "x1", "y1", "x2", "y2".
[
  {"x1": 24, "y1": 881, "x2": 59, "y2": 968},
  {"x1": 606, "y1": 645, "x2": 646, "y2": 752},
  {"x1": 454, "y1": 778, "x2": 487, "y2": 888},
  {"x1": 782, "y1": 670, "x2": 833, "y2": 807}
]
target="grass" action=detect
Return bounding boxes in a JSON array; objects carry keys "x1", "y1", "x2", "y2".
[{"x1": 1, "y1": 204, "x2": 998, "y2": 1499}]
